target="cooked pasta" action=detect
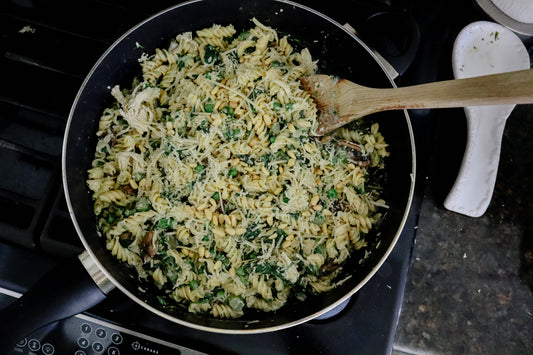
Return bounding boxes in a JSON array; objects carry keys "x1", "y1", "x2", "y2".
[{"x1": 87, "y1": 19, "x2": 389, "y2": 318}]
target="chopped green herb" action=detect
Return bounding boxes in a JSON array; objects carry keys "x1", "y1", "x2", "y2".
[
  {"x1": 117, "y1": 118, "x2": 128, "y2": 126},
  {"x1": 273, "y1": 102, "x2": 282, "y2": 111},
  {"x1": 216, "y1": 289, "x2": 226, "y2": 299},
  {"x1": 106, "y1": 213, "x2": 116, "y2": 224},
  {"x1": 198, "y1": 120, "x2": 210, "y2": 133},
  {"x1": 237, "y1": 154, "x2": 255, "y2": 166},
  {"x1": 276, "y1": 150, "x2": 290, "y2": 162},
  {"x1": 238, "y1": 30, "x2": 250, "y2": 41},
  {"x1": 157, "y1": 296, "x2": 167, "y2": 306},
  {"x1": 326, "y1": 187, "x2": 338, "y2": 199},
  {"x1": 203, "y1": 44, "x2": 219, "y2": 65},
  {"x1": 157, "y1": 217, "x2": 174, "y2": 230},
  {"x1": 312, "y1": 213, "x2": 325, "y2": 225},
  {"x1": 164, "y1": 141, "x2": 173, "y2": 156},
  {"x1": 215, "y1": 253, "x2": 230, "y2": 269},
  {"x1": 249, "y1": 88, "x2": 264, "y2": 100},
  {"x1": 354, "y1": 185, "x2": 366, "y2": 194},
  {"x1": 243, "y1": 223, "x2": 261, "y2": 240},
  {"x1": 306, "y1": 264, "x2": 320, "y2": 277},
  {"x1": 236, "y1": 266, "x2": 249, "y2": 284},
  {"x1": 314, "y1": 243, "x2": 326, "y2": 257},
  {"x1": 236, "y1": 267, "x2": 247, "y2": 278},
  {"x1": 160, "y1": 255, "x2": 180, "y2": 284},
  {"x1": 189, "y1": 279, "x2": 199, "y2": 290},
  {"x1": 222, "y1": 106, "x2": 235, "y2": 117},
  {"x1": 251, "y1": 262, "x2": 285, "y2": 280},
  {"x1": 177, "y1": 58, "x2": 186, "y2": 71},
  {"x1": 332, "y1": 150, "x2": 349, "y2": 165},
  {"x1": 135, "y1": 196, "x2": 151, "y2": 212},
  {"x1": 212, "y1": 192, "x2": 220, "y2": 201}
]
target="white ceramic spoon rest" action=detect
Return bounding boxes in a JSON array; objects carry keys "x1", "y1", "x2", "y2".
[{"x1": 444, "y1": 21, "x2": 530, "y2": 217}]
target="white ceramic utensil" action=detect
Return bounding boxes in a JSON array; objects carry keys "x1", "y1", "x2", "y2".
[{"x1": 444, "y1": 21, "x2": 530, "y2": 217}]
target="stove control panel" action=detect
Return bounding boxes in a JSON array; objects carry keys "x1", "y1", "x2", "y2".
[
  {"x1": 7, "y1": 313, "x2": 207, "y2": 355},
  {"x1": 0, "y1": 289, "x2": 206, "y2": 355}
]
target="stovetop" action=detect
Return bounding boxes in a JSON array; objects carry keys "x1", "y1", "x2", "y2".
[{"x1": 0, "y1": 0, "x2": 433, "y2": 353}]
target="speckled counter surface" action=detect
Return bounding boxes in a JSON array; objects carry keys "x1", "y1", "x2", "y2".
[
  {"x1": 389, "y1": 1, "x2": 533, "y2": 352},
  {"x1": 393, "y1": 85, "x2": 533, "y2": 353}
]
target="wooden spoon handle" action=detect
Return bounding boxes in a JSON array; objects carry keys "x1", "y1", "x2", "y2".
[{"x1": 366, "y1": 68, "x2": 533, "y2": 112}]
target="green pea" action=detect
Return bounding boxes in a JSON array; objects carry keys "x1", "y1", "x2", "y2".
[
  {"x1": 204, "y1": 103, "x2": 214, "y2": 113},
  {"x1": 195, "y1": 165, "x2": 205, "y2": 173}
]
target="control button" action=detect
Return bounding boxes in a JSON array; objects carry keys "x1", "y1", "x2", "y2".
[
  {"x1": 28, "y1": 339, "x2": 41, "y2": 351},
  {"x1": 96, "y1": 328, "x2": 107, "y2": 338},
  {"x1": 93, "y1": 342, "x2": 104, "y2": 353},
  {"x1": 75, "y1": 351, "x2": 86, "y2": 355},
  {"x1": 42, "y1": 343, "x2": 55, "y2": 355},
  {"x1": 111, "y1": 333, "x2": 123, "y2": 345},
  {"x1": 108, "y1": 346, "x2": 120, "y2": 355},
  {"x1": 132, "y1": 341, "x2": 141, "y2": 351},
  {"x1": 15, "y1": 338, "x2": 27, "y2": 347},
  {"x1": 80, "y1": 323, "x2": 92, "y2": 334},
  {"x1": 77, "y1": 337, "x2": 90, "y2": 349}
]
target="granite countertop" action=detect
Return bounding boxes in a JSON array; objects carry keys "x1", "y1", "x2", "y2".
[
  {"x1": 394, "y1": 105, "x2": 533, "y2": 354},
  {"x1": 392, "y1": 2, "x2": 533, "y2": 351}
]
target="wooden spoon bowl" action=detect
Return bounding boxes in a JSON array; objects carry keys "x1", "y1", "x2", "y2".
[{"x1": 301, "y1": 69, "x2": 533, "y2": 136}]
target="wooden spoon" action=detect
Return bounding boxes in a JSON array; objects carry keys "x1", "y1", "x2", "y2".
[{"x1": 300, "y1": 69, "x2": 533, "y2": 136}]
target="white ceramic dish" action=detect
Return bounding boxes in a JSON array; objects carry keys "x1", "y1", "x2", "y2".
[
  {"x1": 476, "y1": 0, "x2": 533, "y2": 37},
  {"x1": 444, "y1": 21, "x2": 530, "y2": 217}
]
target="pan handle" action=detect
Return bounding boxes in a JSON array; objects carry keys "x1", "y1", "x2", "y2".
[{"x1": 0, "y1": 251, "x2": 112, "y2": 354}]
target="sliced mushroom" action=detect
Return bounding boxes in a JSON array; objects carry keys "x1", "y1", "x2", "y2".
[
  {"x1": 337, "y1": 139, "x2": 362, "y2": 152},
  {"x1": 121, "y1": 184, "x2": 136, "y2": 196},
  {"x1": 319, "y1": 262, "x2": 340, "y2": 275},
  {"x1": 338, "y1": 139, "x2": 371, "y2": 167},
  {"x1": 141, "y1": 230, "x2": 157, "y2": 259}
]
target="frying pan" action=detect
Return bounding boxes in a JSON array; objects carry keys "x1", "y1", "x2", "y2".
[{"x1": 0, "y1": 0, "x2": 415, "y2": 349}]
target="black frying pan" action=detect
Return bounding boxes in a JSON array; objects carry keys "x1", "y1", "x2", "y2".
[{"x1": 0, "y1": 0, "x2": 415, "y2": 349}]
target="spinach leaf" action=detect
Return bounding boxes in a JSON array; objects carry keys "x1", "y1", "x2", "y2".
[
  {"x1": 243, "y1": 223, "x2": 261, "y2": 240},
  {"x1": 203, "y1": 44, "x2": 219, "y2": 65}
]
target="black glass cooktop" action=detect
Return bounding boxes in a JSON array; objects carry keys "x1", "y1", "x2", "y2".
[{"x1": 0, "y1": 0, "x2": 431, "y2": 353}]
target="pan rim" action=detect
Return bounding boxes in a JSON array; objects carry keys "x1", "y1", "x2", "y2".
[{"x1": 62, "y1": 0, "x2": 416, "y2": 334}]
